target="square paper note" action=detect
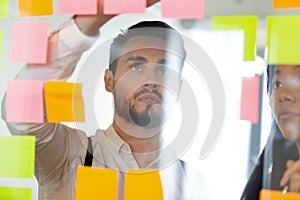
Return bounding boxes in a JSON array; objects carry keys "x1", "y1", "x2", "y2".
[
  {"x1": 18, "y1": 0, "x2": 53, "y2": 16},
  {"x1": 10, "y1": 21, "x2": 48, "y2": 64},
  {"x1": 6, "y1": 80, "x2": 44, "y2": 123},
  {"x1": 44, "y1": 81, "x2": 85, "y2": 122},
  {"x1": 161, "y1": 0, "x2": 204, "y2": 19},
  {"x1": 104, "y1": 0, "x2": 146, "y2": 14},
  {"x1": 58, "y1": 0, "x2": 97, "y2": 15},
  {"x1": 0, "y1": 136, "x2": 35, "y2": 178},
  {"x1": 75, "y1": 166, "x2": 118, "y2": 200}
]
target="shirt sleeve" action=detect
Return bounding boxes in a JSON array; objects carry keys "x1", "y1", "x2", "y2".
[{"x1": 1, "y1": 17, "x2": 98, "y2": 185}]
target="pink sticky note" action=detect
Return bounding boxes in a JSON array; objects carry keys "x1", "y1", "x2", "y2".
[
  {"x1": 10, "y1": 22, "x2": 48, "y2": 64},
  {"x1": 161, "y1": 0, "x2": 204, "y2": 19},
  {"x1": 240, "y1": 76, "x2": 260, "y2": 124},
  {"x1": 104, "y1": 0, "x2": 146, "y2": 14},
  {"x1": 6, "y1": 80, "x2": 44, "y2": 123},
  {"x1": 58, "y1": 0, "x2": 97, "y2": 15}
]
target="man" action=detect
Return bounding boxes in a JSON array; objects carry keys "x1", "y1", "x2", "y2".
[{"x1": 2, "y1": 1, "x2": 209, "y2": 199}]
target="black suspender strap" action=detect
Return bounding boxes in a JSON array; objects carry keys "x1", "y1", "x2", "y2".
[
  {"x1": 84, "y1": 136, "x2": 186, "y2": 170},
  {"x1": 84, "y1": 137, "x2": 93, "y2": 166}
]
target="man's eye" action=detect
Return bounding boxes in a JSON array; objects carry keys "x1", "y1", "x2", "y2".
[
  {"x1": 272, "y1": 80, "x2": 282, "y2": 89},
  {"x1": 156, "y1": 66, "x2": 166, "y2": 75},
  {"x1": 131, "y1": 65, "x2": 144, "y2": 71}
]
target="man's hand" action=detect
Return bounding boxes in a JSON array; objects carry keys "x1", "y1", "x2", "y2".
[
  {"x1": 147, "y1": 0, "x2": 160, "y2": 7},
  {"x1": 280, "y1": 160, "x2": 300, "y2": 193}
]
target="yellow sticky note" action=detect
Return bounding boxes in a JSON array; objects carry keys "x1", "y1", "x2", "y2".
[
  {"x1": 0, "y1": 187, "x2": 32, "y2": 200},
  {"x1": 212, "y1": 15, "x2": 258, "y2": 61},
  {"x1": 267, "y1": 16, "x2": 300, "y2": 64},
  {"x1": 18, "y1": 0, "x2": 53, "y2": 16},
  {"x1": 124, "y1": 169, "x2": 163, "y2": 200},
  {"x1": 0, "y1": 136, "x2": 35, "y2": 178},
  {"x1": 75, "y1": 166, "x2": 118, "y2": 200},
  {"x1": 260, "y1": 189, "x2": 300, "y2": 200},
  {"x1": 0, "y1": 0, "x2": 9, "y2": 18},
  {"x1": 44, "y1": 82, "x2": 85, "y2": 122}
]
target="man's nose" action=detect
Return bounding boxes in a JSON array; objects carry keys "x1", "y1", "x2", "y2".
[{"x1": 143, "y1": 83, "x2": 158, "y2": 91}]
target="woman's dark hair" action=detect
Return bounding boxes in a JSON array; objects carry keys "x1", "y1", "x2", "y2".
[{"x1": 108, "y1": 21, "x2": 186, "y2": 75}]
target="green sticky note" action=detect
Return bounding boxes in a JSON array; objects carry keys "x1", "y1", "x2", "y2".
[
  {"x1": 0, "y1": 0, "x2": 9, "y2": 18},
  {"x1": 267, "y1": 15, "x2": 300, "y2": 64},
  {"x1": 212, "y1": 15, "x2": 258, "y2": 61},
  {"x1": 0, "y1": 187, "x2": 32, "y2": 200},
  {"x1": 0, "y1": 31, "x2": 3, "y2": 64},
  {"x1": 0, "y1": 136, "x2": 35, "y2": 178}
]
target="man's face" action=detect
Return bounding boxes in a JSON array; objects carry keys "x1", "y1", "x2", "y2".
[
  {"x1": 270, "y1": 65, "x2": 300, "y2": 142},
  {"x1": 109, "y1": 36, "x2": 182, "y2": 131}
]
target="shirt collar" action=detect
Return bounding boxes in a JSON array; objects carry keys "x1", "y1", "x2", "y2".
[
  {"x1": 104, "y1": 125, "x2": 179, "y2": 168},
  {"x1": 104, "y1": 125, "x2": 132, "y2": 153}
]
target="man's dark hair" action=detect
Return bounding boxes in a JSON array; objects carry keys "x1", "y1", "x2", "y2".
[{"x1": 108, "y1": 21, "x2": 186, "y2": 75}]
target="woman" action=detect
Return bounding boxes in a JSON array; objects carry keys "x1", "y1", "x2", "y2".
[{"x1": 241, "y1": 65, "x2": 300, "y2": 199}]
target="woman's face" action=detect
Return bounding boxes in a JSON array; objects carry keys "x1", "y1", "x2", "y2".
[{"x1": 270, "y1": 65, "x2": 300, "y2": 142}]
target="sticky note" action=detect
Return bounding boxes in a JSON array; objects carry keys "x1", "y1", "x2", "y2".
[
  {"x1": 124, "y1": 170, "x2": 163, "y2": 200},
  {"x1": 0, "y1": 187, "x2": 32, "y2": 200},
  {"x1": 44, "y1": 82, "x2": 85, "y2": 122},
  {"x1": 0, "y1": 30, "x2": 3, "y2": 64},
  {"x1": 0, "y1": 0, "x2": 9, "y2": 18},
  {"x1": 267, "y1": 16, "x2": 300, "y2": 64},
  {"x1": 0, "y1": 136, "x2": 35, "y2": 178},
  {"x1": 75, "y1": 166, "x2": 118, "y2": 200},
  {"x1": 273, "y1": 0, "x2": 300, "y2": 8},
  {"x1": 212, "y1": 15, "x2": 258, "y2": 61},
  {"x1": 11, "y1": 21, "x2": 48, "y2": 64},
  {"x1": 6, "y1": 80, "x2": 44, "y2": 123},
  {"x1": 58, "y1": 0, "x2": 97, "y2": 15},
  {"x1": 240, "y1": 76, "x2": 260, "y2": 124},
  {"x1": 161, "y1": 0, "x2": 204, "y2": 19},
  {"x1": 260, "y1": 189, "x2": 300, "y2": 200},
  {"x1": 103, "y1": 0, "x2": 146, "y2": 14},
  {"x1": 18, "y1": 0, "x2": 53, "y2": 16}
]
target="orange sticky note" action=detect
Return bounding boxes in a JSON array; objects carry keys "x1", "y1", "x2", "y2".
[
  {"x1": 240, "y1": 76, "x2": 260, "y2": 124},
  {"x1": 260, "y1": 189, "x2": 300, "y2": 200},
  {"x1": 6, "y1": 80, "x2": 44, "y2": 123},
  {"x1": 161, "y1": 0, "x2": 204, "y2": 19},
  {"x1": 273, "y1": 0, "x2": 300, "y2": 8},
  {"x1": 44, "y1": 81, "x2": 85, "y2": 122},
  {"x1": 103, "y1": 0, "x2": 146, "y2": 14},
  {"x1": 124, "y1": 169, "x2": 163, "y2": 200},
  {"x1": 10, "y1": 21, "x2": 48, "y2": 64},
  {"x1": 58, "y1": 0, "x2": 97, "y2": 15},
  {"x1": 75, "y1": 166, "x2": 118, "y2": 200},
  {"x1": 18, "y1": 0, "x2": 53, "y2": 16}
]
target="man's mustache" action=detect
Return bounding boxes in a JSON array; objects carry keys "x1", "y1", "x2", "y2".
[{"x1": 134, "y1": 89, "x2": 162, "y2": 101}]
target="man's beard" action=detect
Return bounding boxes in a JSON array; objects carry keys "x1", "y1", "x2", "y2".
[{"x1": 114, "y1": 92, "x2": 164, "y2": 129}]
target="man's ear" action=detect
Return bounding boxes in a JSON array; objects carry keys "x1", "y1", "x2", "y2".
[{"x1": 104, "y1": 69, "x2": 114, "y2": 92}]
